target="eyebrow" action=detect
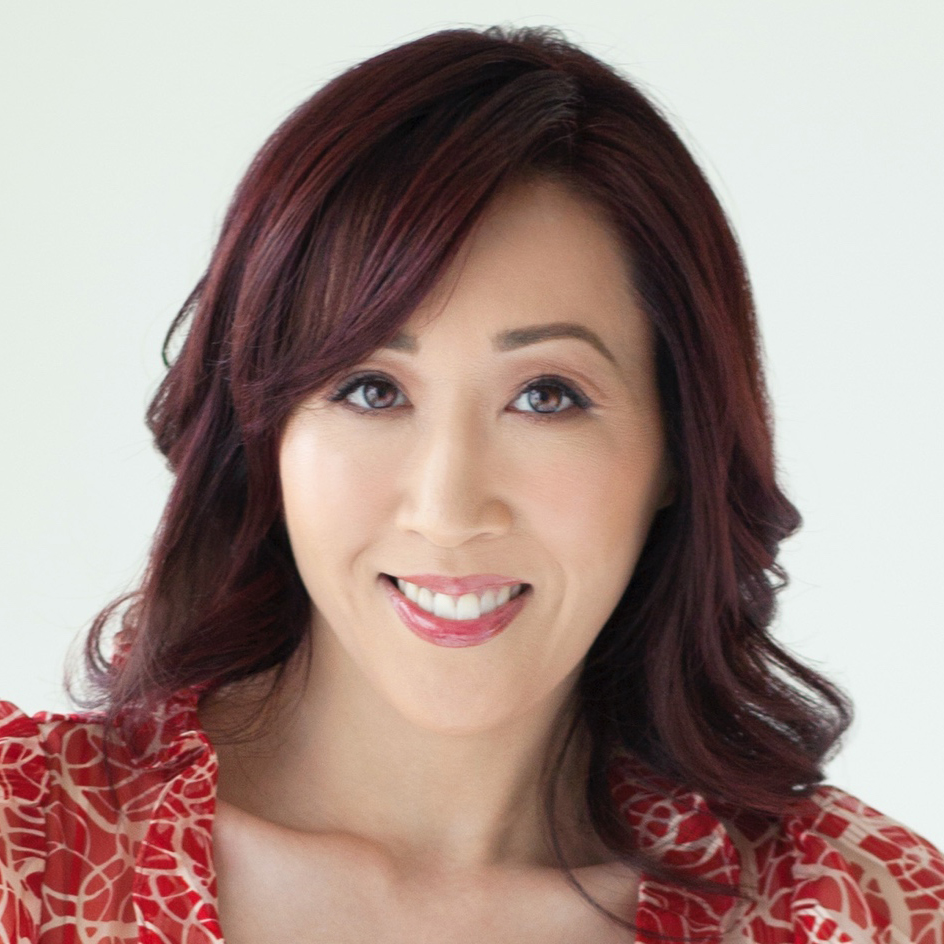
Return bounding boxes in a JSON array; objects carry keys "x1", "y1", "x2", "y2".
[{"x1": 382, "y1": 321, "x2": 618, "y2": 365}]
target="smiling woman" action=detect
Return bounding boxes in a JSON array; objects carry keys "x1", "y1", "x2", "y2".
[{"x1": 1, "y1": 24, "x2": 942, "y2": 944}]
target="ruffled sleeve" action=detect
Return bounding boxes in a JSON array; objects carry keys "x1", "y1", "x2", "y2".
[
  {"x1": 734, "y1": 786, "x2": 944, "y2": 943},
  {"x1": 0, "y1": 701, "x2": 49, "y2": 943},
  {"x1": 0, "y1": 688, "x2": 219, "y2": 942}
]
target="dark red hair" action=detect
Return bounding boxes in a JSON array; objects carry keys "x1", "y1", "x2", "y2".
[{"x1": 74, "y1": 25, "x2": 851, "y2": 935}]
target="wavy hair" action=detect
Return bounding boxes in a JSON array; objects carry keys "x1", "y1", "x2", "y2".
[{"x1": 73, "y1": 25, "x2": 852, "y2": 937}]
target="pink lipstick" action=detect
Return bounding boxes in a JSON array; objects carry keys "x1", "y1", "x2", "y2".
[{"x1": 380, "y1": 575, "x2": 530, "y2": 648}]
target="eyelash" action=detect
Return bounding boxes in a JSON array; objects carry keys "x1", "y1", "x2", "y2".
[{"x1": 327, "y1": 372, "x2": 593, "y2": 419}]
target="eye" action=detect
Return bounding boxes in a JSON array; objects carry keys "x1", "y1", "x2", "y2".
[
  {"x1": 510, "y1": 377, "x2": 591, "y2": 416},
  {"x1": 328, "y1": 373, "x2": 406, "y2": 411}
]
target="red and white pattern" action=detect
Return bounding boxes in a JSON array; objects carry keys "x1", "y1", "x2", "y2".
[{"x1": 2, "y1": 692, "x2": 942, "y2": 942}]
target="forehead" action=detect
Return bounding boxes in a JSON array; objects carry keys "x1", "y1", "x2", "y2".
[{"x1": 387, "y1": 177, "x2": 652, "y2": 366}]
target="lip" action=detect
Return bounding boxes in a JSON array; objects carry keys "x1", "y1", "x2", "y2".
[
  {"x1": 392, "y1": 573, "x2": 527, "y2": 595},
  {"x1": 380, "y1": 575, "x2": 530, "y2": 648}
]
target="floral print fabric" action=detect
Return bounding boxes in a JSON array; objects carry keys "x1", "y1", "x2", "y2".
[{"x1": 1, "y1": 691, "x2": 942, "y2": 943}]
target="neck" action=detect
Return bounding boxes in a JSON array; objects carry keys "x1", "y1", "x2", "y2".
[{"x1": 199, "y1": 629, "x2": 605, "y2": 873}]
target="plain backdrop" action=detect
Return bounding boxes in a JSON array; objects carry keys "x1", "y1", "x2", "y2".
[{"x1": 1, "y1": 2, "x2": 941, "y2": 847}]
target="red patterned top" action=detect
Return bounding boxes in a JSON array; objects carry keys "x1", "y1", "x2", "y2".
[{"x1": 1, "y1": 690, "x2": 942, "y2": 943}]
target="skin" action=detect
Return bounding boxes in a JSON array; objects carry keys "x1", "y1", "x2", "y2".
[{"x1": 201, "y1": 177, "x2": 674, "y2": 941}]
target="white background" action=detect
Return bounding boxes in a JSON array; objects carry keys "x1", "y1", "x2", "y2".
[{"x1": 1, "y1": 2, "x2": 941, "y2": 846}]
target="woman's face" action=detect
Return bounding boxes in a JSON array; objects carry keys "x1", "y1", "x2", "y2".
[{"x1": 278, "y1": 177, "x2": 673, "y2": 734}]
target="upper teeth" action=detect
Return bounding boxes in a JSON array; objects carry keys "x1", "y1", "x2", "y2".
[{"x1": 395, "y1": 578, "x2": 525, "y2": 620}]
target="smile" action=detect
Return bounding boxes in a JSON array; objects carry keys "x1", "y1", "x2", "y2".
[
  {"x1": 394, "y1": 576, "x2": 527, "y2": 620},
  {"x1": 380, "y1": 574, "x2": 531, "y2": 648}
]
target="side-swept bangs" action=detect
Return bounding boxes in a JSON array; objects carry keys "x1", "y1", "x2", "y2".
[{"x1": 207, "y1": 40, "x2": 590, "y2": 445}]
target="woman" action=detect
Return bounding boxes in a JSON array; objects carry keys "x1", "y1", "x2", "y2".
[{"x1": 1, "y1": 25, "x2": 941, "y2": 944}]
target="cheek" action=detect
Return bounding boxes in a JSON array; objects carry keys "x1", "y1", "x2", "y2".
[
  {"x1": 521, "y1": 432, "x2": 666, "y2": 563},
  {"x1": 279, "y1": 428, "x2": 387, "y2": 585},
  {"x1": 514, "y1": 428, "x2": 667, "y2": 652}
]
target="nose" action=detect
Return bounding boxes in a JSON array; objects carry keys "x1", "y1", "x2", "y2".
[{"x1": 394, "y1": 407, "x2": 512, "y2": 548}]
